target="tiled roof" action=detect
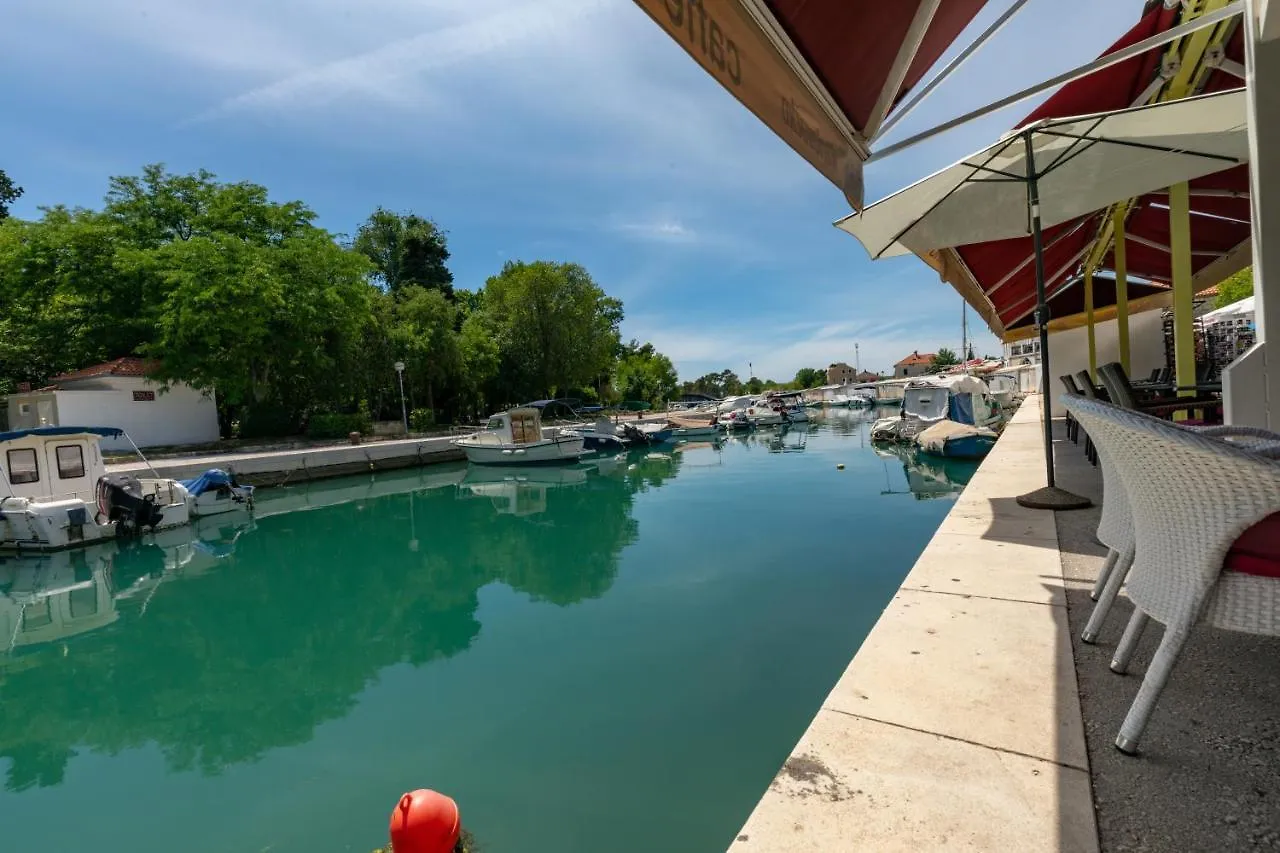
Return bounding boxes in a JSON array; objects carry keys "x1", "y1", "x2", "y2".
[
  {"x1": 52, "y1": 357, "x2": 157, "y2": 383},
  {"x1": 894, "y1": 351, "x2": 936, "y2": 367}
]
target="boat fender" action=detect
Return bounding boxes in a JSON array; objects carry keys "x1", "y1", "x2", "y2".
[{"x1": 837, "y1": 464, "x2": 845, "y2": 470}]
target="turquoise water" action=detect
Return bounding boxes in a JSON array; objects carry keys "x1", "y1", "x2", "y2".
[{"x1": 0, "y1": 411, "x2": 975, "y2": 852}]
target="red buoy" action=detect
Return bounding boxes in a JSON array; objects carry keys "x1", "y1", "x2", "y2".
[{"x1": 388, "y1": 789, "x2": 460, "y2": 853}]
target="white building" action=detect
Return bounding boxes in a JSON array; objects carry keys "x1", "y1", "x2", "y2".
[{"x1": 6, "y1": 358, "x2": 220, "y2": 451}]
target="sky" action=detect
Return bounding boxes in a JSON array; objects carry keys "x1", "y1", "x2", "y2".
[{"x1": 3, "y1": 0, "x2": 1143, "y2": 382}]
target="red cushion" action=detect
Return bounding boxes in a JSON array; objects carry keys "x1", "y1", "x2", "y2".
[{"x1": 1224, "y1": 512, "x2": 1280, "y2": 578}]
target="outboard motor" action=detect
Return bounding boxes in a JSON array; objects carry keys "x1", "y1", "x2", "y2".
[{"x1": 96, "y1": 473, "x2": 164, "y2": 536}]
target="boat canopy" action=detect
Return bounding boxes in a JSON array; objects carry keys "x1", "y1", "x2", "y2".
[
  {"x1": 912, "y1": 374, "x2": 991, "y2": 398},
  {"x1": 0, "y1": 425, "x2": 124, "y2": 443}
]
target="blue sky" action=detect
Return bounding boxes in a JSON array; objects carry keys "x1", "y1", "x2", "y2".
[{"x1": 3, "y1": 0, "x2": 1141, "y2": 381}]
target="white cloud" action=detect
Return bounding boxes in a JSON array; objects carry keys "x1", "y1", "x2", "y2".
[{"x1": 612, "y1": 217, "x2": 699, "y2": 244}]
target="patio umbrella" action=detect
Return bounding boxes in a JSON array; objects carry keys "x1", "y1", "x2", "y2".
[{"x1": 836, "y1": 88, "x2": 1249, "y2": 509}]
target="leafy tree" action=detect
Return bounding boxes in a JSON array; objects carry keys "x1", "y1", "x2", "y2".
[
  {"x1": 1215, "y1": 267, "x2": 1253, "y2": 309},
  {"x1": 457, "y1": 311, "x2": 502, "y2": 419},
  {"x1": 613, "y1": 340, "x2": 678, "y2": 406},
  {"x1": 476, "y1": 260, "x2": 622, "y2": 401},
  {"x1": 792, "y1": 367, "x2": 826, "y2": 389},
  {"x1": 353, "y1": 208, "x2": 453, "y2": 298},
  {"x1": 929, "y1": 348, "x2": 960, "y2": 373},
  {"x1": 0, "y1": 168, "x2": 22, "y2": 220},
  {"x1": 393, "y1": 286, "x2": 460, "y2": 415},
  {"x1": 745, "y1": 376, "x2": 764, "y2": 394}
]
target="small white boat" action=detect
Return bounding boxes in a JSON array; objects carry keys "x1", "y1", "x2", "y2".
[
  {"x1": 667, "y1": 414, "x2": 720, "y2": 438},
  {"x1": 745, "y1": 399, "x2": 786, "y2": 426},
  {"x1": 0, "y1": 426, "x2": 216, "y2": 552},
  {"x1": 178, "y1": 469, "x2": 255, "y2": 517},
  {"x1": 717, "y1": 409, "x2": 752, "y2": 430},
  {"x1": 770, "y1": 391, "x2": 809, "y2": 423},
  {"x1": 452, "y1": 408, "x2": 587, "y2": 465}
]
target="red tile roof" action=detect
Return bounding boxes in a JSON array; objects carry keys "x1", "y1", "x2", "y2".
[
  {"x1": 894, "y1": 351, "x2": 936, "y2": 367},
  {"x1": 52, "y1": 357, "x2": 157, "y2": 383}
]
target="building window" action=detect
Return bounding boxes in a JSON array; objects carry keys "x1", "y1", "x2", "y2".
[
  {"x1": 18, "y1": 403, "x2": 31, "y2": 415},
  {"x1": 6, "y1": 448, "x2": 39, "y2": 484},
  {"x1": 55, "y1": 444, "x2": 86, "y2": 479}
]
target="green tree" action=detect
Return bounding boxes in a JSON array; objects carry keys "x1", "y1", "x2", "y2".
[
  {"x1": 930, "y1": 348, "x2": 960, "y2": 373},
  {"x1": 745, "y1": 376, "x2": 764, "y2": 395},
  {"x1": 0, "y1": 168, "x2": 22, "y2": 220},
  {"x1": 393, "y1": 286, "x2": 460, "y2": 415},
  {"x1": 792, "y1": 367, "x2": 826, "y2": 389},
  {"x1": 353, "y1": 208, "x2": 453, "y2": 298},
  {"x1": 1215, "y1": 267, "x2": 1253, "y2": 309},
  {"x1": 613, "y1": 340, "x2": 678, "y2": 406},
  {"x1": 476, "y1": 260, "x2": 623, "y2": 401}
]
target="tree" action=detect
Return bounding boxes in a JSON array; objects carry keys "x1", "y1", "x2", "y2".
[
  {"x1": 613, "y1": 340, "x2": 678, "y2": 406},
  {"x1": 930, "y1": 348, "x2": 960, "y2": 373},
  {"x1": 393, "y1": 286, "x2": 460, "y2": 414},
  {"x1": 792, "y1": 367, "x2": 826, "y2": 389},
  {"x1": 476, "y1": 260, "x2": 623, "y2": 401},
  {"x1": 745, "y1": 376, "x2": 764, "y2": 394},
  {"x1": 0, "y1": 168, "x2": 22, "y2": 220},
  {"x1": 353, "y1": 208, "x2": 453, "y2": 298},
  {"x1": 1215, "y1": 267, "x2": 1253, "y2": 309}
]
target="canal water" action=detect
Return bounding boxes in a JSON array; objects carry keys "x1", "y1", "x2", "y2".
[{"x1": 0, "y1": 410, "x2": 976, "y2": 853}]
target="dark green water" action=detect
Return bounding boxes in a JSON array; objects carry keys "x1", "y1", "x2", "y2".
[{"x1": 0, "y1": 411, "x2": 975, "y2": 853}]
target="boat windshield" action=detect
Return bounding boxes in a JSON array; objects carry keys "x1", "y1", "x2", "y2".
[{"x1": 485, "y1": 417, "x2": 504, "y2": 431}]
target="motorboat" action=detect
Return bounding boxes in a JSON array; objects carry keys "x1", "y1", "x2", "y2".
[
  {"x1": 452, "y1": 408, "x2": 587, "y2": 465},
  {"x1": 916, "y1": 420, "x2": 998, "y2": 460},
  {"x1": 769, "y1": 391, "x2": 809, "y2": 423},
  {"x1": 848, "y1": 385, "x2": 879, "y2": 407},
  {"x1": 744, "y1": 398, "x2": 786, "y2": 426},
  {"x1": 562, "y1": 418, "x2": 632, "y2": 452},
  {"x1": 666, "y1": 413, "x2": 720, "y2": 439},
  {"x1": 0, "y1": 426, "x2": 250, "y2": 552},
  {"x1": 984, "y1": 373, "x2": 1021, "y2": 409},
  {"x1": 178, "y1": 469, "x2": 255, "y2": 516},
  {"x1": 717, "y1": 409, "x2": 752, "y2": 430},
  {"x1": 870, "y1": 375, "x2": 1003, "y2": 458}
]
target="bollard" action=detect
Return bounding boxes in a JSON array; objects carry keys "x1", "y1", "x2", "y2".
[
  {"x1": 389, "y1": 789, "x2": 460, "y2": 853},
  {"x1": 349, "y1": 431, "x2": 362, "y2": 445}
]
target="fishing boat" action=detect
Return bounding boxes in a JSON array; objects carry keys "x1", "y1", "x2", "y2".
[
  {"x1": 0, "y1": 426, "x2": 251, "y2": 552},
  {"x1": 452, "y1": 408, "x2": 587, "y2": 465}
]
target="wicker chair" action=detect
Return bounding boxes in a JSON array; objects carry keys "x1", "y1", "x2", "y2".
[
  {"x1": 1097, "y1": 362, "x2": 1220, "y2": 421},
  {"x1": 1059, "y1": 375, "x2": 1082, "y2": 443},
  {"x1": 1065, "y1": 396, "x2": 1280, "y2": 755}
]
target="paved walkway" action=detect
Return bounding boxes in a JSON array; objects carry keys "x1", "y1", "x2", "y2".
[{"x1": 731, "y1": 397, "x2": 1097, "y2": 852}]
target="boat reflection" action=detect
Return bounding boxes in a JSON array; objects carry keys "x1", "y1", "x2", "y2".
[
  {"x1": 458, "y1": 465, "x2": 590, "y2": 517},
  {"x1": 0, "y1": 516, "x2": 257, "y2": 656},
  {"x1": 875, "y1": 444, "x2": 978, "y2": 501}
]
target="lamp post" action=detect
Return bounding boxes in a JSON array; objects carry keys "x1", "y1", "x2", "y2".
[{"x1": 394, "y1": 361, "x2": 408, "y2": 435}]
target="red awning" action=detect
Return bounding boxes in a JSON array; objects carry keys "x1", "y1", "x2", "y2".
[
  {"x1": 764, "y1": 1, "x2": 988, "y2": 133},
  {"x1": 946, "y1": 2, "x2": 1250, "y2": 336},
  {"x1": 631, "y1": 1, "x2": 990, "y2": 207}
]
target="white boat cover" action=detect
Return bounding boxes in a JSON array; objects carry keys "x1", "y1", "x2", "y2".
[{"x1": 835, "y1": 89, "x2": 1248, "y2": 259}]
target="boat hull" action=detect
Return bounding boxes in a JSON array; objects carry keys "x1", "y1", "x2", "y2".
[{"x1": 455, "y1": 435, "x2": 587, "y2": 465}]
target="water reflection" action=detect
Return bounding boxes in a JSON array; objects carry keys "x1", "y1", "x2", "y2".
[
  {"x1": 874, "y1": 444, "x2": 978, "y2": 500},
  {"x1": 0, "y1": 451, "x2": 674, "y2": 792}
]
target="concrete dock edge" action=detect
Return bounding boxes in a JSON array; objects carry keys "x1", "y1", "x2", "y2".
[{"x1": 729, "y1": 396, "x2": 1098, "y2": 852}]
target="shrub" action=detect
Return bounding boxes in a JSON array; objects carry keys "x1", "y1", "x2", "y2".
[
  {"x1": 307, "y1": 411, "x2": 372, "y2": 439},
  {"x1": 238, "y1": 404, "x2": 303, "y2": 439},
  {"x1": 409, "y1": 408, "x2": 436, "y2": 432}
]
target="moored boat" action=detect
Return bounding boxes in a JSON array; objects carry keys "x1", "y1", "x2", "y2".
[
  {"x1": 452, "y1": 408, "x2": 587, "y2": 465},
  {"x1": 916, "y1": 420, "x2": 998, "y2": 460},
  {"x1": 0, "y1": 426, "x2": 247, "y2": 552}
]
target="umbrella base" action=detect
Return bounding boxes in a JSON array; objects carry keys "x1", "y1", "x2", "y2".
[{"x1": 1016, "y1": 486, "x2": 1092, "y2": 511}]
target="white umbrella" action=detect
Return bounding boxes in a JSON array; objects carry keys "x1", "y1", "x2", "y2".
[
  {"x1": 836, "y1": 89, "x2": 1249, "y2": 509},
  {"x1": 1202, "y1": 295, "x2": 1255, "y2": 325}
]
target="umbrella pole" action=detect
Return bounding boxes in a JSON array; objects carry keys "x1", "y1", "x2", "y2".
[{"x1": 1017, "y1": 130, "x2": 1091, "y2": 511}]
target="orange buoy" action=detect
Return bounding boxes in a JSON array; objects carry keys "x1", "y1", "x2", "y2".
[{"x1": 389, "y1": 789, "x2": 460, "y2": 853}]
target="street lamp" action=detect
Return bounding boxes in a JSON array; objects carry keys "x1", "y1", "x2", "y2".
[{"x1": 394, "y1": 361, "x2": 408, "y2": 435}]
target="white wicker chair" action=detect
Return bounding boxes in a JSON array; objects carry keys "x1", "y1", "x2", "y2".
[{"x1": 1064, "y1": 396, "x2": 1280, "y2": 755}]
